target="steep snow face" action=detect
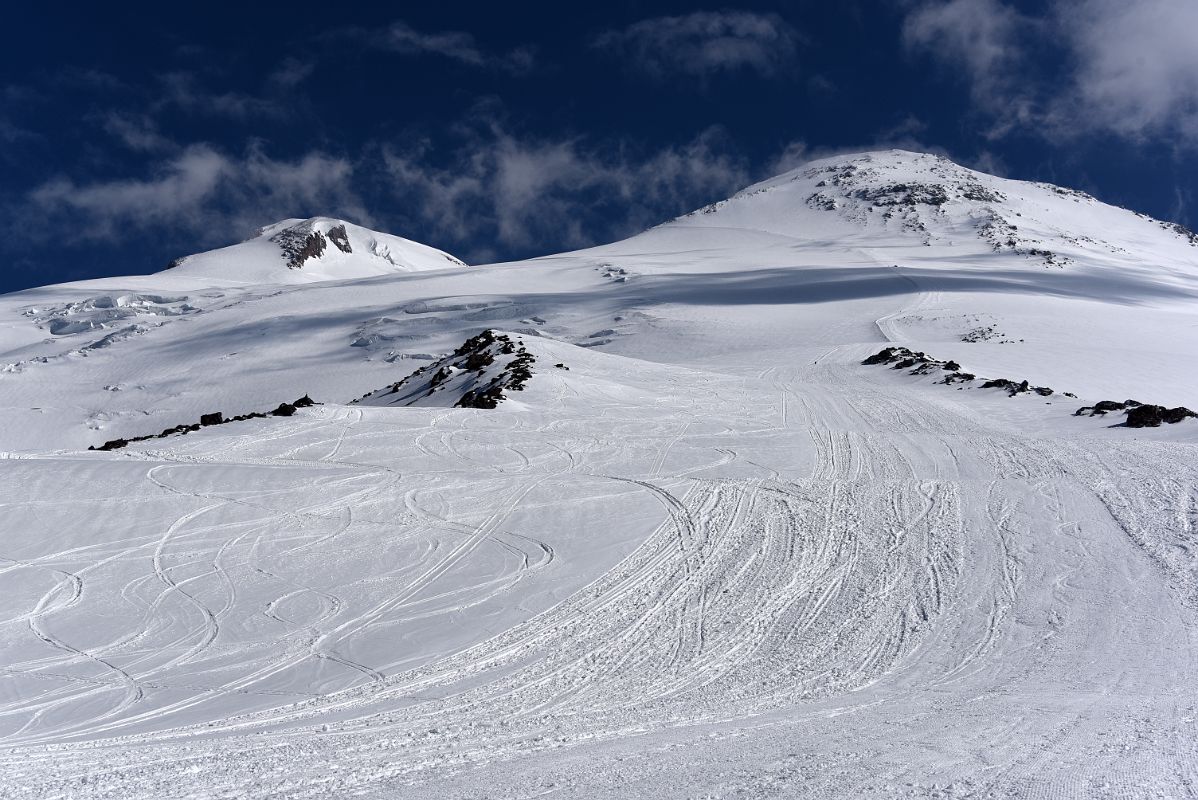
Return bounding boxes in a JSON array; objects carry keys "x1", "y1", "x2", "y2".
[
  {"x1": 670, "y1": 149, "x2": 1198, "y2": 275},
  {"x1": 164, "y1": 217, "x2": 466, "y2": 284}
]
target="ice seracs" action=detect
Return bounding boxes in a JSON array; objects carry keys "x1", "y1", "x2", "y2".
[{"x1": 164, "y1": 216, "x2": 467, "y2": 284}]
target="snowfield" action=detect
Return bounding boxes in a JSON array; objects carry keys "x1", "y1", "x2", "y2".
[{"x1": 1, "y1": 151, "x2": 1197, "y2": 798}]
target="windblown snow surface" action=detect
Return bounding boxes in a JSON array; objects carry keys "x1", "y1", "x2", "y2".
[{"x1": 2, "y1": 150, "x2": 1198, "y2": 798}]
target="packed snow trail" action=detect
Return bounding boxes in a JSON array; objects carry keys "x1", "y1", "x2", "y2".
[{"x1": 2, "y1": 337, "x2": 1196, "y2": 798}]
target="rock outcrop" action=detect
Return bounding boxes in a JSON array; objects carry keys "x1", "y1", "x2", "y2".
[
  {"x1": 89, "y1": 395, "x2": 319, "y2": 451},
  {"x1": 354, "y1": 330, "x2": 537, "y2": 410}
]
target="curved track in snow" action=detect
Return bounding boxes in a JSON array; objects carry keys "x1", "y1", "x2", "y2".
[{"x1": 2, "y1": 331, "x2": 1197, "y2": 798}]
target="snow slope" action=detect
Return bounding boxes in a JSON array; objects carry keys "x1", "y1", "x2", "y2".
[{"x1": 1, "y1": 150, "x2": 1198, "y2": 798}]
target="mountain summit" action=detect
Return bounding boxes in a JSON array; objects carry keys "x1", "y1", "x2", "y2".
[
  {"x1": 164, "y1": 216, "x2": 466, "y2": 284},
  {"x1": 670, "y1": 149, "x2": 1197, "y2": 274}
]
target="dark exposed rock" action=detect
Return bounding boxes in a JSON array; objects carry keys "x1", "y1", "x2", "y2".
[
  {"x1": 855, "y1": 182, "x2": 950, "y2": 207},
  {"x1": 1074, "y1": 400, "x2": 1194, "y2": 425},
  {"x1": 91, "y1": 395, "x2": 318, "y2": 450},
  {"x1": 862, "y1": 347, "x2": 903, "y2": 366},
  {"x1": 1075, "y1": 400, "x2": 1128, "y2": 416},
  {"x1": 806, "y1": 192, "x2": 839, "y2": 211},
  {"x1": 457, "y1": 386, "x2": 504, "y2": 409},
  {"x1": 283, "y1": 232, "x2": 326, "y2": 270},
  {"x1": 1127, "y1": 405, "x2": 1198, "y2": 427},
  {"x1": 453, "y1": 330, "x2": 500, "y2": 356},
  {"x1": 865, "y1": 346, "x2": 975, "y2": 382},
  {"x1": 1164, "y1": 407, "x2": 1198, "y2": 424},
  {"x1": 1163, "y1": 221, "x2": 1198, "y2": 246},
  {"x1": 554, "y1": 363, "x2": 569, "y2": 370},
  {"x1": 1126, "y1": 405, "x2": 1166, "y2": 427},
  {"x1": 358, "y1": 330, "x2": 537, "y2": 409},
  {"x1": 959, "y1": 184, "x2": 1005, "y2": 203},
  {"x1": 463, "y1": 351, "x2": 495, "y2": 371},
  {"x1": 865, "y1": 346, "x2": 1071, "y2": 403},
  {"x1": 325, "y1": 224, "x2": 352, "y2": 254}
]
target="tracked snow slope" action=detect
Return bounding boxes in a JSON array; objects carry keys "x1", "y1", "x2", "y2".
[
  {"x1": 2, "y1": 149, "x2": 1198, "y2": 797},
  {"x1": 163, "y1": 216, "x2": 466, "y2": 284},
  {"x1": 3, "y1": 335, "x2": 1198, "y2": 798}
]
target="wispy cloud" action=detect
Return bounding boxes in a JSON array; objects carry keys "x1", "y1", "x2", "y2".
[
  {"x1": 763, "y1": 134, "x2": 995, "y2": 180},
  {"x1": 333, "y1": 21, "x2": 536, "y2": 74},
  {"x1": 902, "y1": 0, "x2": 1040, "y2": 137},
  {"x1": 903, "y1": 0, "x2": 1198, "y2": 144},
  {"x1": 380, "y1": 121, "x2": 749, "y2": 260},
  {"x1": 267, "y1": 57, "x2": 315, "y2": 89},
  {"x1": 593, "y1": 11, "x2": 801, "y2": 80},
  {"x1": 0, "y1": 117, "x2": 38, "y2": 145},
  {"x1": 157, "y1": 71, "x2": 289, "y2": 119},
  {"x1": 99, "y1": 112, "x2": 174, "y2": 153},
  {"x1": 1059, "y1": 0, "x2": 1198, "y2": 142},
  {"x1": 27, "y1": 145, "x2": 369, "y2": 244}
]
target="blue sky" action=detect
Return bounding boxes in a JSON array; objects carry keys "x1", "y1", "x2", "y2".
[{"x1": 2, "y1": 0, "x2": 1196, "y2": 292}]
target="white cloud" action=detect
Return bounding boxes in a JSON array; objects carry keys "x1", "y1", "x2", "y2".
[
  {"x1": 333, "y1": 21, "x2": 536, "y2": 74},
  {"x1": 268, "y1": 58, "x2": 315, "y2": 89},
  {"x1": 382, "y1": 125, "x2": 749, "y2": 257},
  {"x1": 1059, "y1": 0, "x2": 1198, "y2": 141},
  {"x1": 28, "y1": 145, "x2": 368, "y2": 243},
  {"x1": 902, "y1": 0, "x2": 1040, "y2": 135},
  {"x1": 903, "y1": 0, "x2": 1198, "y2": 143},
  {"x1": 100, "y1": 112, "x2": 173, "y2": 153},
  {"x1": 384, "y1": 21, "x2": 488, "y2": 65},
  {"x1": 766, "y1": 140, "x2": 812, "y2": 176},
  {"x1": 903, "y1": 0, "x2": 1030, "y2": 81},
  {"x1": 158, "y1": 71, "x2": 287, "y2": 119},
  {"x1": 0, "y1": 117, "x2": 37, "y2": 145},
  {"x1": 593, "y1": 11, "x2": 800, "y2": 79},
  {"x1": 155, "y1": 57, "x2": 318, "y2": 120},
  {"x1": 763, "y1": 136, "x2": 976, "y2": 179}
]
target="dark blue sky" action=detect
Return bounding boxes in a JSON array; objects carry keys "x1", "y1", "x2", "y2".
[{"x1": 2, "y1": 0, "x2": 1195, "y2": 292}]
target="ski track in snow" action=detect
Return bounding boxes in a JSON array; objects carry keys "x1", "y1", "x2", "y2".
[
  {"x1": 4, "y1": 150, "x2": 1198, "y2": 797},
  {"x1": 2, "y1": 341, "x2": 1197, "y2": 798}
]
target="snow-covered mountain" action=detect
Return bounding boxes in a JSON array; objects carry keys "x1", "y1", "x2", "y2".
[
  {"x1": 2, "y1": 150, "x2": 1198, "y2": 799},
  {"x1": 164, "y1": 216, "x2": 466, "y2": 284},
  {"x1": 678, "y1": 149, "x2": 1198, "y2": 273}
]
